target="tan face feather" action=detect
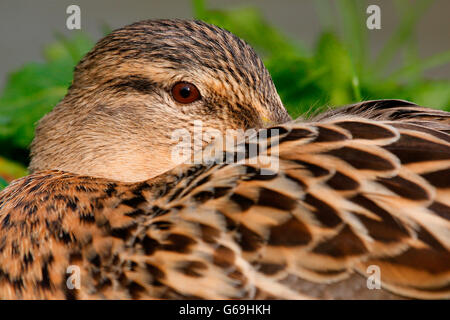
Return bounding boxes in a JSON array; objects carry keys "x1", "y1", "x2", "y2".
[{"x1": 29, "y1": 19, "x2": 290, "y2": 182}]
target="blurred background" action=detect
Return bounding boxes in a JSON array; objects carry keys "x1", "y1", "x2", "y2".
[{"x1": 0, "y1": 0, "x2": 449, "y2": 185}]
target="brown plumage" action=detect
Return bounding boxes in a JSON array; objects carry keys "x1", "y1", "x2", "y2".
[
  {"x1": 0, "y1": 20, "x2": 449, "y2": 300},
  {"x1": 29, "y1": 19, "x2": 290, "y2": 182}
]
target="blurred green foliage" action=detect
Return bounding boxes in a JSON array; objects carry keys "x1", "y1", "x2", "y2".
[
  {"x1": 0, "y1": 33, "x2": 93, "y2": 151},
  {"x1": 0, "y1": 0, "x2": 449, "y2": 185},
  {"x1": 194, "y1": 0, "x2": 450, "y2": 117}
]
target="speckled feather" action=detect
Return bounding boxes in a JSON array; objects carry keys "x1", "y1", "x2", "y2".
[{"x1": 0, "y1": 100, "x2": 449, "y2": 299}]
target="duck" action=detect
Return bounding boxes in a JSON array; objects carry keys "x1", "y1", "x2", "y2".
[{"x1": 0, "y1": 19, "x2": 449, "y2": 300}]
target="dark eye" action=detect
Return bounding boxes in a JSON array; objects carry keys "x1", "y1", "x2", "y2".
[{"x1": 171, "y1": 82, "x2": 201, "y2": 104}]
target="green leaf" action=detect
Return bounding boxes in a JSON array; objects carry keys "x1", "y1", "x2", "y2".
[
  {"x1": 409, "y1": 81, "x2": 450, "y2": 110},
  {"x1": 335, "y1": 0, "x2": 367, "y2": 73},
  {"x1": 0, "y1": 156, "x2": 28, "y2": 184},
  {"x1": 0, "y1": 32, "x2": 94, "y2": 150},
  {"x1": 371, "y1": 0, "x2": 434, "y2": 75},
  {"x1": 314, "y1": 32, "x2": 355, "y2": 105},
  {"x1": 193, "y1": 0, "x2": 306, "y2": 58},
  {"x1": 0, "y1": 177, "x2": 8, "y2": 190},
  {"x1": 390, "y1": 50, "x2": 450, "y2": 81}
]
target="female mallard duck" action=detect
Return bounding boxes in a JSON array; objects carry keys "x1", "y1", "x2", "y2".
[{"x1": 0, "y1": 19, "x2": 448, "y2": 300}]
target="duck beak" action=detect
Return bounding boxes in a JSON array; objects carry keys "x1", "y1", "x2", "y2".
[
  {"x1": 261, "y1": 110, "x2": 292, "y2": 127},
  {"x1": 261, "y1": 116, "x2": 274, "y2": 127}
]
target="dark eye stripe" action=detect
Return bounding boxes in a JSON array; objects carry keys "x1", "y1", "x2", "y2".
[{"x1": 106, "y1": 75, "x2": 156, "y2": 94}]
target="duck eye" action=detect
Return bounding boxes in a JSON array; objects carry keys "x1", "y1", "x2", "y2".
[{"x1": 171, "y1": 82, "x2": 201, "y2": 104}]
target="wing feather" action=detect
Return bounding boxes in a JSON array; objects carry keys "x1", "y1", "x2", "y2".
[{"x1": 0, "y1": 101, "x2": 449, "y2": 299}]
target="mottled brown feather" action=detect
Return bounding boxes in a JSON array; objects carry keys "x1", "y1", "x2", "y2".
[{"x1": 1, "y1": 113, "x2": 449, "y2": 299}]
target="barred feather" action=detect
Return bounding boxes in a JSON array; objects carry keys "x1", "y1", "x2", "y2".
[{"x1": 0, "y1": 101, "x2": 448, "y2": 299}]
